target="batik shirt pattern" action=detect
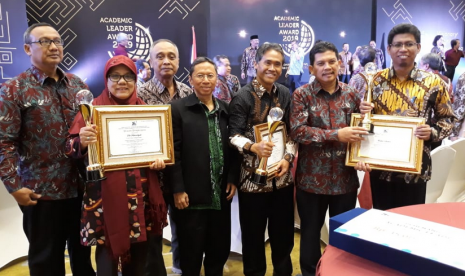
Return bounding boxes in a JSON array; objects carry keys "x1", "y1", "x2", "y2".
[
  {"x1": 290, "y1": 81, "x2": 360, "y2": 195},
  {"x1": 369, "y1": 67, "x2": 455, "y2": 183},
  {"x1": 0, "y1": 66, "x2": 86, "y2": 199},
  {"x1": 241, "y1": 46, "x2": 258, "y2": 77}
]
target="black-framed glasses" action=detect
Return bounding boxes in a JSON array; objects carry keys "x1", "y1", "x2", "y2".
[
  {"x1": 108, "y1": 74, "x2": 136, "y2": 82},
  {"x1": 30, "y1": 39, "x2": 64, "y2": 47},
  {"x1": 389, "y1": 42, "x2": 419, "y2": 50},
  {"x1": 194, "y1": 74, "x2": 216, "y2": 80}
]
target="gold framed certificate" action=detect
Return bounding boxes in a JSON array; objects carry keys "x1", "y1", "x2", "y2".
[
  {"x1": 92, "y1": 105, "x2": 174, "y2": 171},
  {"x1": 253, "y1": 122, "x2": 287, "y2": 179},
  {"x1": 345, "y1": 114, "x2": 424, "y2": 174}
]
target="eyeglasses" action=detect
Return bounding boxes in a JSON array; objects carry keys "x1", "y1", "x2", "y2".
[
  {"x1": 390, "y1": 42, "x2": 419, "y2": 50},
  {"x1": 108, "y1": 74, "x2": 136, "y2": 82},
  {"x1": 194, "y1": 74, "x2": 216, "y2": 80},
  {"x1": 29, "y1": 39, "x2": 64, "y2": 47}
]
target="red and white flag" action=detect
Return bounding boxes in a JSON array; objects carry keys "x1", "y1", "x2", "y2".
[{"x1": 191, "y1": 26, "x2": 197, "y2": 64}]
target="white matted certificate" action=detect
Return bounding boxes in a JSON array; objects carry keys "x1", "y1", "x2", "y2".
[
  {"x1": 359, "y1": 126, "x2": 412, "y2": 163},
  {"x1": 108, "y1": 119, "x2": 161, "y2": 156},
  {"x1": 92, "y1": 105, "x2": 174, "y2": 171},
  {"x1": 346, "y1": 114, "x2": 424, "y2": 174},
  {"x1": 254, "y1": 122, "x2": 287, "y2": 179}
]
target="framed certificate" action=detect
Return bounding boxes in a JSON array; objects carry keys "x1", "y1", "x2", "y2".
[
  {"x1": 253, "y1": 122, "x2": 287, "y2": 179},
  {"x1": 345, "y1": 114, "x2": 424, "y2": 174},
  {"x1": 92, "y1": 105, "x2": 174, "y2": 171}
]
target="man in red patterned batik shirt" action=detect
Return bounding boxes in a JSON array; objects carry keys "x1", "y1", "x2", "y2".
[
  {"x1": 0, "y1": 23, "x2": 94, "y2": 276},
  {"x1": 290, "y1": 41, "x2": 367, "y2": 276}
]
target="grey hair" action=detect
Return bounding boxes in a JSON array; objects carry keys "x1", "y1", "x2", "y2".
[
  {"x1": 116, "y1": 32, "x2": 128, "y2": 43},
  {"x1": 24, "y1": 22, "x2": 53, "y2": 44},
  {"x1": 421, "y1": 53, "x2": 442, "y2": 71}
]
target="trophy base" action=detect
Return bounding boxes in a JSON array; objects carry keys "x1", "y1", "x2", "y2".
[
  {"x1": 86, "y1": 164, "x2": 106, "y2": 182},
  {"x1": 251, "y1": 170, "x2": 268, "y2": 186}
]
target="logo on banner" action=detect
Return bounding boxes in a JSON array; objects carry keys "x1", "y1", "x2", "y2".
[
  {"x1": 274, "y1": 15, "x2": 315, "y2": 57},
  {"x1": 102, "y1": 18, "x2": 153, "y2": 61}
]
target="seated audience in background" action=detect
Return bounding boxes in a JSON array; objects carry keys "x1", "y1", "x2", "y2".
[
  {"x1": 348, "y1": 45, "x2": 377, "y2": 98},
  {"x1": 0, "y1": 22, "x2": 94, "y2": 276},
  {"x1": 213, "y1": 54, "x2": 241, "y2": 103},
  {"x1": 136, "y1": 59, "x2": 151, "y2": 89},
  {"x1": 66, "y1": 55, "x2": 167, "y2": 276},
  {"x1": 445, "y1": 39, "x2": 465, "y2": 81},
  {"x1": 356, "y1": 23, "x2": 456, "y2": 210},
  {"x1": 169, "y1": 57, "x2": 238, "y2": 276},
  {"x1": 419, "y1": 53, "x2": 453, "y2": 102},
  {"x1": 451, "y1": 72, "x2": 465, "y2": 140},
  {"x1": 338, "y1": 43, "x2": 353, "y2": 84},
  {"x1": 291, "y1": 40, "x2": 365, "y2": 276}
]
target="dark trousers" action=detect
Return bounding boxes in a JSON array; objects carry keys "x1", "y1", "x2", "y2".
[
  {"x1": 96, "y1": 242, "x2": 148, "y2": 276},
  {"x1": 371, "y1": 176, "x2": 426, "y2": 210},
  {"x1": 171, "y1": 202, "x2": 231, "y2": 276},
  {"x1": 296, "y1": 189, "x2": 357, "y2": 276},
  {"x1": 239, "y1": 185, "x2": 294, "y2": 276},
  {"x1": 288, "y1": 74, "x2": 302, "y2": 95},
  {"x1": 444, "y1": 64, "x2": 456, "y2": 81},
  {"x1": 144, "y1": 233, "x2": 167, "y2": 276},
  {"x1": 20, "y1": 197, "x2": 94, "y2": 276},
  {"x1": 339, "y1": 74, "x2": 351, "y2": 84},
  {"x1": 168, "y1": 205, "x2": 181, "y2": 269}
]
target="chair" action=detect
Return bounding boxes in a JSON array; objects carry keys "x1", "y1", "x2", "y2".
[
  {"x1": 437, "y1": 139, "x2": 465, "y2": 202},
  {"x1": 425, "y1": 145, "x2": 456, "y2": 203}
]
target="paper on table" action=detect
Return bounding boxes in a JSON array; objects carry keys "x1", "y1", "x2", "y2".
[{"x1": 335, "y1": 209, "x2": 465, "y2": 271}]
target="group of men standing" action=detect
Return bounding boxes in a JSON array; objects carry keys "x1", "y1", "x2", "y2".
[{"x1": 0, "y1": 22, "x2": 456, "y2": 276}]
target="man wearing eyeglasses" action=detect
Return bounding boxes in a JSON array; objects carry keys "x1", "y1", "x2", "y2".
[
  {"x1": 0, "y1": 23, "x2": 95, "y2": 275},
  {"x1": 355, "y1": 23, "x2": 456, "y2": 210}
]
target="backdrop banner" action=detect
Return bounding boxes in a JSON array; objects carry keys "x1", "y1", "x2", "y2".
[
  {"x1": 25, "y1": 0, "x2": 209, "y2": 94},
  {"x1": 377, "y1": 0, "x2": 465, "y2": 84},
  {"x1": 210, "y1": 0, "x2": 372, "y2": 84},
  {"x1": 0, "y1": 0, "x2": 29, "y2": 85}
]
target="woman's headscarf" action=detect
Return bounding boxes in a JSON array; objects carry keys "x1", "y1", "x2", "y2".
[{"x1": 94, "y1": 55, "x2": 145, "y2": 106}]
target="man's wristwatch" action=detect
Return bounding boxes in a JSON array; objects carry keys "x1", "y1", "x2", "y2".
[{"x1": 283, "y1": 153, "x2": 295, "y2": 164}]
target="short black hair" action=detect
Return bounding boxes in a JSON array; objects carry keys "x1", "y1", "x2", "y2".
[
  {"x1": 213, "y1": 55, "x2": 229, "y2": 67},
  {"x1": 421, "y1": 53, "x2": 442, "y2": 71},
  {"x1": 343, "y1": 42, "x2": 349, "y2": 46},
  {"x1": 451, "y1": 39, "x2": 460, "y2": 48},
  {"x1": 432, "y1": 35, "x2": 443, "y2": 47},
  {"x1": 135, "y1": 59, "x2": 148, "y2": 72},
  {"x1": 387, "y1": 23, "x2": 421, "y2": 45},
  {"x1": 309, "y1": 41, "x2": 338, "y2": 66},
  {"x1": 358, "y1": 45, "x2": 376, "y2": 67},
  {"x1": 189, "y1": 57, "x2": 217, "y2": 76},
  {"x1": 255, "y1": 43, "x2": 285, "y2": 64},
  {"x1": 24, "y1": 22, "x2": 53, "y2": 44}
]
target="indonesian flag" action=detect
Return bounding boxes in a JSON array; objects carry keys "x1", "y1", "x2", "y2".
[{"x1": 191, "y1": 26, "x2": 197, "y2": 64}]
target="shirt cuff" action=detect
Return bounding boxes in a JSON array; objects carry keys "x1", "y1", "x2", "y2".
[
  {"x1": 327, "y1": 129, "x2": 339, "y2": 141},
  {"x1": 230, "y1": 135, "x2": 253, "y2": 153}
]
